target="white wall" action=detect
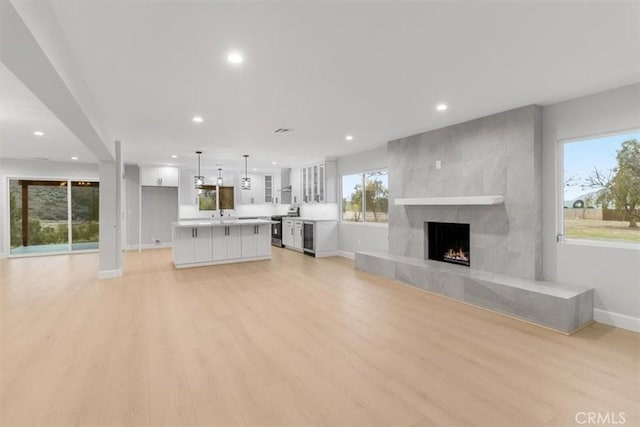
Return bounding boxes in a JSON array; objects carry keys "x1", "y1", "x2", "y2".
[
  {"x1": 336, "y1": 145, "x2": 389, "y2": 256},
  {"x1": 542, "y1": 83, "x2": 640, "y2": 328},
  {"x1": 124, "y1": 164, "x2": 140, "y2": 248},
  {"x1": 0, "y1": 158, "x2": 99, "y2": 258},
  {"x1": 141, "y1": 186, "x2": 178, "y2": 246}
]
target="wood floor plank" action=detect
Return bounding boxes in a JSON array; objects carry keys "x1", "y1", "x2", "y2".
[{"x1": 1, "y1": 248, "x2": 638, "y2": 427}]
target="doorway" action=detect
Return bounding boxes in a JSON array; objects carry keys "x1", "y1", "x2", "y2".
[{"x1": 8, "y1": 178, "x2": 99, "y2": 256}]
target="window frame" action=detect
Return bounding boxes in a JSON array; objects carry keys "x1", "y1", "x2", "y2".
[
  {"x1": 558, "y1": 128, "x2": 640, "y2": 250},
  {"x1": 5, "y1": 175, "x2": 100, "y2": 258},
  {"x1": 340, "y1": 168, "x2": 389, "y2": 225}
]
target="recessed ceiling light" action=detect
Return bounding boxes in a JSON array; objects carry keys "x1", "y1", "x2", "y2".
[
  {"x1": 272, "y1": 161, "x2": 277, "y2": 165},
  {"x1": 227, "y1": 52, "x2": 244, "y2": 64},
  {"x1": 436, "y1": 103, "x2": 448, "y2": 111},
  {"x1": 345, "y1": 135, "x2": 354, "y2": 141},
  {"x1": 171, "y1": 155, "x2": 178, "y2": 159},
  {"x1": 33, "y1": 131, "x2": 44, "y2": 136},
  {"x1": 253, "y1": 168, "x2": 257, "y2": 171},
  {"x1": 192, "y1": 116, "x2": 204, "y2": 123},
  {"x1": 71, "y1": 156, "x2": 78, "y2": 160}
]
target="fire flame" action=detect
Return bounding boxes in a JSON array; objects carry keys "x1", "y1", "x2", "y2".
[{"x1": 444, "y1": 248, "x2": 468, "y2": 261}]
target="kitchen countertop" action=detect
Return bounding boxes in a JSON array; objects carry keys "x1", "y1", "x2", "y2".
[{"x1": 173, "y1": 219, "x2": 275, "y2": 228}]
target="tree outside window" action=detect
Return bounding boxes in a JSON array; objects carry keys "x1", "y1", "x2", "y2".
[
  {"x1": 563, "y1": 132, "x2": 640, "y2": 243},
  {"x1": 342, "y1": 170, "x2": 388, "y2": 223}
]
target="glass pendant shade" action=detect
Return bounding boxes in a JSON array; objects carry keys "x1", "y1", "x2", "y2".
[
  {"x1": 242, "y1": 155, "x2": 251, "y2": 190},
  {"x1": 194, "y1": 151, "x2": 205, "y2": 190}
]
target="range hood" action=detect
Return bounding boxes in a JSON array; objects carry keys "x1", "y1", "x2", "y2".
[{"x1": 279, "y1": 168, "x2": 291, "y2": 191}]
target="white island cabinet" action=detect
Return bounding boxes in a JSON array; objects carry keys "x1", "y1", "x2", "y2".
[{"x1": 172, "y1": 219, "x2": 273, "y2": 268}]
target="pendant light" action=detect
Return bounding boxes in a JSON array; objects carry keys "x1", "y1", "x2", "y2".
[
  {"x1": 241, "y1": 154, "x2": 251, "y2": 190},
  {"x1": 217, "y1": 168, "x2": 223, "y2": 186},
  {"x1": 194, "y1": 151, "x2": 204, "y2": 193}
]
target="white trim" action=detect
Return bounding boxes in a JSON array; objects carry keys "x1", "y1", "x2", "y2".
[
  {"x1": 394, "y1": 195, "x2": 504, "y2": 206},
  {"x1": 561, "y1": 238, "x2": 640, "y2": 251},
  {"x1": 338, "y1": 250, "x2": 355, "y2": 259},
  {"x1": 314, "y1": 250, "x2": 339, "y2": 258},
  {"x1": 558, "y1": 127, "x2": 640, "y2": 145},
  {"x1": 594, "y1": 308, "x2": 640, "y2": 333},
  {"x1": 98, "y1": 268, "x2": 122, "y2": 280},
  {"x1": 339, "y1": 221, "x2": 388, "y2": 228},
  {"x1": 174, "y1": 255, "x2": 270, "y2": 269},
  {"x1": 138, "y1": 242, "x2": 172, "y2": 250},
  {"x1": 0, "y1": 252, "x2": 5, "y2": 259}
]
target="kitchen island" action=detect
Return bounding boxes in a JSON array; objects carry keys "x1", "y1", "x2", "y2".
[{"x1": 172, "y1": 219, "x2": 273, "y2": 268}]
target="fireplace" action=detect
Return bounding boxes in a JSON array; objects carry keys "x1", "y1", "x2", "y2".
[{"x1": 425, "y1": 222, "x2": 470, "y2": 267}]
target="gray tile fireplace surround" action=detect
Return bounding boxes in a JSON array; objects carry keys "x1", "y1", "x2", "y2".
[{"x1": 355, "y1": 251, "x2": 593, "y2": 334}]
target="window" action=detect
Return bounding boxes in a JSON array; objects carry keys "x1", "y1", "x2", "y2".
[
  {"x1": 562, "y1": 131, "x2": 640, "y2": 244},
  {"x1": 341, "y1": 170, "x2": 388, "y2": 223},
  {"x1": 9, "y1": 178, "x2": 99, "y2": 255}
]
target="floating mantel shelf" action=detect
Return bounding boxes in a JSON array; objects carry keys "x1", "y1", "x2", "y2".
[{"x1": 394, "y1": 195, "x2": 504, "y2": 206}]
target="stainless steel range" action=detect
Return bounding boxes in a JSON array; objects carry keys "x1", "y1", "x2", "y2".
[{"x1": 271, "y1": 206, "x2": 299, "y2": 247}]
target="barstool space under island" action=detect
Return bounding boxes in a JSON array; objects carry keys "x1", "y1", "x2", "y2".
[{"x1": 172, "y1": 219, "x2": 273, "y2": 268}]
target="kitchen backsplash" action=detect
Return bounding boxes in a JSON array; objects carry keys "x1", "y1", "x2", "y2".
[
  {"x1": 299, "y1": 203, "x2": 339, "y2": 219},
  {"x1": 179, "y1": 202, "x2": 339, "y2": 219},
  {"x1": 179, "y1": 203, "x2": 290, "y2": 219}
]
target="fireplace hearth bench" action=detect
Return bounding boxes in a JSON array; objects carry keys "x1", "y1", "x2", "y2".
[{"x1": 355, "y1": 251, "x2": 593, "y2": 334}]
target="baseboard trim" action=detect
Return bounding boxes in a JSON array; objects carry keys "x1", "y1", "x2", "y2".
[
  {"x1": 137, "y1": 243, "x2": 173, "y2": 250},
  {"x1": 98, "y1": 268, "x2": 122, "y2": 280},
  {"x1": 338, "y1": 250, "x2": 355, "y2": 259},
  {"x1": 594, "y1": 308, "x2": 640, "y2": 333}
]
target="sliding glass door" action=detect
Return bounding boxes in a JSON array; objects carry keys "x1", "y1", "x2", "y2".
[
  {"x1": 71, "y1": 181, "x2": 100, "y2": 251},
  {"x1": 8, "y1": 179, "x2": 99, "y2": 256}
]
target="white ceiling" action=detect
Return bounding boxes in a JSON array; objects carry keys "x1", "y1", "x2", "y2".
[
  {"x1": 2, "y1": 1, "x2": 639, "y2": 172},
  {"x1": 0, "y1": 62, "x2": 96, "y2": 163}
]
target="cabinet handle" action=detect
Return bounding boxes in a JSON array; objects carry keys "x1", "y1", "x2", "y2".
[{"x1": 195, "y1": 228, "x2": 198, "y2": 238}]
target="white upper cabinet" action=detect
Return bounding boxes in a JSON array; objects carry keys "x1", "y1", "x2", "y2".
[
  {"x1": 298, "y1": 160, "x2": 336, "y2": 204},
  {"x1": 239, "y1": 173, "x2": 280, "y2": 205},
  {"x1": 290, "y1": 168, "x2": 302, "y2": 205},
  {"x1": 140, "y1": 166, "x2": 179, "y2": 187},
  {"x1": 264, "y1": 174, "x2": 273, "y2": 203}
]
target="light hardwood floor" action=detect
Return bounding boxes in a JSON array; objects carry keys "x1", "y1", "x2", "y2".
[{"x1": 1, "y1": 248, "x2": 638, "y2": 427}]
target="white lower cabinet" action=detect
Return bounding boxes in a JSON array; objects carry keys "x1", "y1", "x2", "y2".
[
  {"x1": 281, "y1": 219, "x2": 338, "y2": 258},
  {"x1": 282, "y1": 219, "x2": 303, "y2": 251},
  {"x1": 173, "y1": 221, "x2": 271, "y2": 268},
  {"x1": 212, "y1": 225, "x2": 242, "y2": 261},
  {"x1": 241, "y1": 224, "x2": 270, "y2": 258},
  {"x1": 173, "y1": 226, "x2": 212, "y2": 265},
  {"x1": 293, "y1": 220, "x2": 303, "y2": 250},
  {"x1": 282, "y1": 219, "x2": 294, "y2": 247}
]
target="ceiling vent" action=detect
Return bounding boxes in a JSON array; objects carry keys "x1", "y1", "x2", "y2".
[{"x1": 273, "y1": 128, "x2": 293, "y2": 134}]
